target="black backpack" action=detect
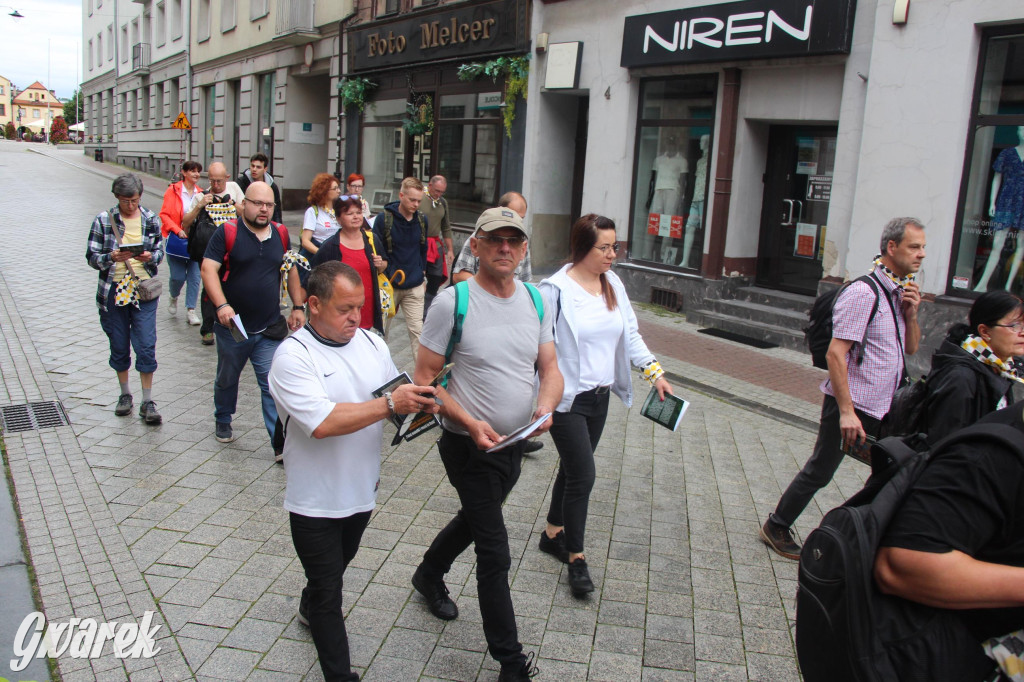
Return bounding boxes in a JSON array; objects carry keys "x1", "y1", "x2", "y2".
[
  {"x1": 879, "y1": 376, "x2": 929, "y2": 441},
  {"x1": 188, "y1": 208, "x2": 219, "y2": 263},
  {"x1": 796, "y1": 423, "x2": 1024, "y2": 682},
  {"x1": 805, "y1": 274, "x2": 880, "y2": 370}
]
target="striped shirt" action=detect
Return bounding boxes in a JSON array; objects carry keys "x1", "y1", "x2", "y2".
[
  {"x1": 821, "y1": 266, "x2": 906, "y2": 419},
  {"x1": 86, "y1": 205, "x2": 164, "y2": 311}
]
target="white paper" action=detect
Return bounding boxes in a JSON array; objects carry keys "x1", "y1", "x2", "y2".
[
  {"x1": 231, "y1": 314, "x2": 248, "y2": 340},
  {"x1": 485, "y1": 413, "x2": 552, "y2": 453}
]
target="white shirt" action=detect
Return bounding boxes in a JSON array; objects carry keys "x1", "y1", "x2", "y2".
[
  {"x1": 302, "y1": 205, "x2": 340, "y2": 244},
  {"x1": 567, "y1": 278, "x2": 620, "y2": 390},
  {"x1": 269, "y1": 326, "x2": 399, "y2": 519},
  {"x1": 653, "y1": 153, "x2": 688, "y2": 191}
]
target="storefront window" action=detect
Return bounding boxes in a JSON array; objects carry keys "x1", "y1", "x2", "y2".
[
  {"x1": 629, "y1": 76, "x2": 716, "y2": 269},
  {"x1": 436, "y1": 92, "x2": 502, "y2": 225},
  {"x1": 950, "y1": 31, "x2": 1024, "y2": 295},
  {"x1": 360, "y1": 98, "x2": 405, "y2": 216}
]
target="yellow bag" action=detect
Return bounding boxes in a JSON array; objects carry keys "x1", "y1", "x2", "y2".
[{"x1": 367, "y1": 230, "x2": 400, "y2": 318}]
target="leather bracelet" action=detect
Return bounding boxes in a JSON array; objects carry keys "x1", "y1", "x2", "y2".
[
  {"x1": 216, "y1": 303, "x2": 230, "y2": 311},
  {"x1": 292, "y1": 305, "x2": 305, "y2": 311}
]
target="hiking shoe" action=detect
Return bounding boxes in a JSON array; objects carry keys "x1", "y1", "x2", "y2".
[
  {"x1": 538, "y1": 529, "x2": 569, "y2": 564},
  {"x1": 114, "y1": 393, "x2": 133, "y2": 416},
  {"x1": 760, "y1": 518, "x2": 802, "y2": 560},
  {"x1": 139, "y1": 401, "x2": 162, "y2": 425},
  {"x1": 186, "y1": 308, "x2": 201, "y2": 326},
  {"x1": 215, "y1": 422, "x2": 234, "y2": 443},
  {"x1": 412, "y1": 564, "x2": 458, "y2": 621},
  {"x1": 522, "y1": 439, "x2": 544, "y2": 455},
  {"x1": 168, "y1": 297, "x2": 178, "y2": 315},
  {"x1": 567, "y1": 557, "x2": 595, "y2": 596},
  {"x1": 201, "y1": 332, "x2": 215, "y2": 345},
  {"x1": 498, "y1": 652, "x2": 539, "y2": 682}
]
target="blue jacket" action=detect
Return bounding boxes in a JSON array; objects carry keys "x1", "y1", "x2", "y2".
[{"x1": 371, "y1": 202, "x2": 428, "y2": 289}]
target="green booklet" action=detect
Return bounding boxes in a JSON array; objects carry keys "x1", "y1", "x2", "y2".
[{"x1": 640, "y1": 386, "x2": 689, "y2": 431}]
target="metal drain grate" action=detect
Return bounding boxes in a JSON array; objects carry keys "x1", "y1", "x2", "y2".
[
  {"x1": 651, "y1": 287, "x2": 682, "y2": 312},
  {"x1": 0, "y1": 401, "x2": 69, "y2": 433}
]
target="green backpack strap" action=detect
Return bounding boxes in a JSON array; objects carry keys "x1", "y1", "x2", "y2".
[{"x1": 440, "y1": 281, "x2": 542, "y2": 389}]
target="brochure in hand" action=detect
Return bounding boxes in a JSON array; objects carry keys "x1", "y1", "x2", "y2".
[
  {"x1": 372, "y1": 370, "x2": 445, "y2": 446},
  {"x1": 640, "y1": 386, "x2": 689, "y2": 431},
  {"x1": 484, "y1": 412, "x2": 551, "y2": 453},
  {"x1": 119, "y1": 243, "x2": 146, "y2": 257}
]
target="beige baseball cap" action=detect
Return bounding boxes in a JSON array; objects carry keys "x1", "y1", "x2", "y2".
[{"x1": 474, "y1": 207, "x2": 528, "y2": 237}]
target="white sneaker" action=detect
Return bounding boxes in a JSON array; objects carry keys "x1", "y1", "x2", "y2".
[
  {"x1": 186, "y1": 308, "x2": 201, "y2": 326},
  {"x1": 168, "y1": 297, "x2": 178, "y2": 315}
]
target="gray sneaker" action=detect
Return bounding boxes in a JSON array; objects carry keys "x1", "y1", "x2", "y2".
[
  {"x1": 215, "y1": 422, "x2": 234, "y2": 443},
  {"x1": 114, "y1": 393, "x2": 133, "y2": 416},
  {"x1": 139, "y1": 401, "x2": 162, "y2": 425},
  {"x1": 760, "y1": 518, "x2": 802, "y2": 560}
]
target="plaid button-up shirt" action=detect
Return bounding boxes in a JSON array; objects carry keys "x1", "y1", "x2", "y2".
[
  {"x1": 86, "y1": 205, "x2": 164, "y2": 311},
  {"x1": 822, "y1": 266, "x2": 906, "y2": 419}
]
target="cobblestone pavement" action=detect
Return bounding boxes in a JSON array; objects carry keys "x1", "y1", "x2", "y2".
[{"x1": 0, "y1": 142, "x2": 871, "y2": 680}]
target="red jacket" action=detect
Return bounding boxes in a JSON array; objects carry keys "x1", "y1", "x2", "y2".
[{"x1": 158, "y1": 181, "x2": 201, "y2": 239}]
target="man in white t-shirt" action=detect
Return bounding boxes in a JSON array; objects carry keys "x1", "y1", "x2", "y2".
[{"x1": 268, "y1": 261, "x2": 438, "y2": 682}]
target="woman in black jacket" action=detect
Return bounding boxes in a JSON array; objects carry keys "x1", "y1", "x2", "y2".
[{"x1": 924, "y1": 290, "x2": 1024, "y2": 444}]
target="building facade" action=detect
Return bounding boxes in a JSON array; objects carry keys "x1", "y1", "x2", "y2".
[
  {"x1": 82, "y1": 0, "x2": 191, "y2": 176},
  {"x1": 0, "y1": 75, "x2": 11, "y2": 129},
  {"x1": 11, "y1": 81, "x2": 62, "y2": 138},
  {"x1": 524, "y1": 0, "x2": 1024, "y2": 372}
]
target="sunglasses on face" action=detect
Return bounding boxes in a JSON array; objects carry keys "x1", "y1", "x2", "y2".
[{"x1": 476, "y1": 234, "x2": 526, "y2": 247}]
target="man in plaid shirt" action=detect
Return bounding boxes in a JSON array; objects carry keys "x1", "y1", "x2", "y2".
[{"x1": 761, "y1": 217, "x2": 926, "y2": 560}]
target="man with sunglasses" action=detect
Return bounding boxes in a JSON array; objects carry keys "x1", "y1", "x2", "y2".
[
  {"x1": 452, "y1": 191, "x2": 532, "y2": 285},
  {"x1": 201, "y1": 181, "x2": 305, "y2": 460},
  {"x1": 411, "y1": 207, "x2": 563, "y2": 682}
]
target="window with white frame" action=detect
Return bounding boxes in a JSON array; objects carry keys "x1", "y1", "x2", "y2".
[
  {"x1": 107, "y1": 25, "x2": 113, "y2": 60},
  {"x1": 250, "y1": 0, "x2": 268, "y2": 21},
  {"x1": 221, "y1": 0, "x2": 236, "y2": 32},
  {"x1": 170, "y1": 0, "x2": 182, "y2": 40},
  {"x1": 121, "y1": 25, "x2": 129, "y2": 62},
  {"x1": 198, "y1": 0, "x2": 211, "y2": 42},
  {"x1": 156, "y1": 3, "x2": 166, "y2": 46}
]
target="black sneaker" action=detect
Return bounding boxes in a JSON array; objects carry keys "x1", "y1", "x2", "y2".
[
  {"x1": 297, "y1": 598, "x2": 309, "y2": 627},
  {"x1": 498, "y1": 652, "x2": 539, "y2": 682},
  {"x1": 114, "y1": 393, "x2": 133, "y2": 416},
  {"x1": 567, "y1": 557, "x2": 594, "y2": 596},
  {"x1": 139, "y1": 401, "x2": 162, "y2": 425},
  {"x1": 215, "y1": 422, "x2": 234, "y2": 443},
  {"x1": 412, "y1": 564, "x2": 458, "y2": 621},
  {"x1": 522, "y1": 439, "x2": 544, "y2": 455},
  {"x1": 538, "y1": 529, "x2": 569, "y2": 564},
  {"x1": 760, "y1": 518, "x2": 802, "y2": 560}
]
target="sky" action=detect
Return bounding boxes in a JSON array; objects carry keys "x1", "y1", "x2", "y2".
[{"x1": 0, "y1": 0, "x2": 82, "y2": 99}]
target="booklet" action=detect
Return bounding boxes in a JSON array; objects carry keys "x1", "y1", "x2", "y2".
[
  {"x1": 640, "y1": 386, "x2": 689, "y2": 431},
  {"x1": 119, "y1": 242, "x2": 145, "y2": 257},
  {"x1": 372, "y1": 372, "x2": 442, "y2": 446},
  {"x1": 485, "y1": 412, "x2": 552, "y2": 453},
  {"x1": 229, "y1": 314, "x2": 248, "y2": 342}
]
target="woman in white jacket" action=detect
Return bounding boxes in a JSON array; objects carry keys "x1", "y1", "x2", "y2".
[{"x1": 538, "y1": 214, "x2": 673, "y2": 596}]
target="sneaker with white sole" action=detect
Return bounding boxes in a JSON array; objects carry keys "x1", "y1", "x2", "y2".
[
  {"x1": 215, "y1": 422, "x2": 234, "y2": 443},
  {"x1": 186, "y1": 308, "x2": 201, "y2": 326},
  {"x1": 168, "y1": 297, "x2": 178, "y2": 315}
]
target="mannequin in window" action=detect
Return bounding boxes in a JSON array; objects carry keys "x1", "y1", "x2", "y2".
[
  {"x1": 975, "y1": 126, "x2": 1024, "y2": 293},
  {"x1": 646, "y1": 136, "x2": 688, "y2": 261},
  {"x1": 679, "y1": 134, "x2": 709, "y2": 269}
]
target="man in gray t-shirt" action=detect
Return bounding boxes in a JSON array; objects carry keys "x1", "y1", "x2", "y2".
[{"x1": 411, "y1": 207, "x2": 563, "y2": 682}]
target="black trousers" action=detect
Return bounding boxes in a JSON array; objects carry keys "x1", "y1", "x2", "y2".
[
  {"x1": 290, "y1": 510, "x2": 371, "y2": 682},
  {"x1": 200, "y1": 286, "x2": 216, "y2": 336},
  {"x1": 771, "y1": 394, "x2": 881, "y2": 528},
  {"x1": 420, "y1": 430, "x2": 525, "y2": 668},
  {"x1": 547, "y1": 388, "x2": 610, "y2": 553}
]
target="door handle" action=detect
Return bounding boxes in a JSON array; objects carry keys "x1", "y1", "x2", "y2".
[
  {"x1": 794, "y1": 200, "x2": 804, "y2": 224},
  {"x1": 782, "y1": 199, "x2": 794, "y2": 226}
]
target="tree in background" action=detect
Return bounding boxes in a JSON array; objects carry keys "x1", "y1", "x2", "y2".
[
  {"x1": 50, "y1": 116, "x2": 68, "y2": 144},
  {"x1": 63, "y1": 88, "x2": 81, "y2": 126},
  {"x1": 3, "y1": 122, "x2": 15, "y2": 140}
]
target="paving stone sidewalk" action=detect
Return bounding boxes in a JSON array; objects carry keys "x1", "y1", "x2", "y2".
[{"x1": 0, "y1": 143, "x2": 871, "y2": 680}]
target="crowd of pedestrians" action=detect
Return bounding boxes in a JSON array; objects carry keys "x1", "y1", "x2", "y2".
[{"x1": 86, "y1": 163, "x2": 1024, "y2": 681}]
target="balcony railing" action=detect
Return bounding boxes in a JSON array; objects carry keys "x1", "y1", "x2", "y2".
[
  {"x1": 275, "y1": 0, "x2": 318, "y2": 44},
  {"x1": 132, "y1": 43, "x2": 151, "y2": 73}
]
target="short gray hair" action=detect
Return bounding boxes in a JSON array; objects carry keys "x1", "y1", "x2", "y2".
[
  {"x1": 879, "y1": 217, "x2": 924, "y2": 253},
  {"x1": 111, "y1": 173, "x2": 144, "y2": 198}
]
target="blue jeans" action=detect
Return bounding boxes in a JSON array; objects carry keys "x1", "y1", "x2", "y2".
[
  {"x1": 213, "y1": 323, "x2": 280, "y2": 439},
  {"x1": 167, "y1": 256, "x2": 200, "y2": 309},
  {"x1": 98, "y1": 288, "x2": 158, "y2": 373}
]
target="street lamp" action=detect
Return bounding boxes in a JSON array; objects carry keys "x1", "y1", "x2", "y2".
[{"x1": 0, "y1": 6, "x2": 24, "y2": 18}]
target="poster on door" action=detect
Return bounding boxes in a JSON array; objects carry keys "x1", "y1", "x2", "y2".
[
  {"x1": 794, "y1": 222, "x2": 818, "y2": 258},
  {"x1": 648, "y1": 213, "x2": 684, "y2": 238}
]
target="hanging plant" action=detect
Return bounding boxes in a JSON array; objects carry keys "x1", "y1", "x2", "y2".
[
  {"x1": 338, "y1": 76, "x2": 377, "y2": 113},
  {"x1": 402, "y1": 94, "x2": 434, "y2": 136},
  {"x1": 458, "y1": 55, "x2": 530, "y2": 138}
]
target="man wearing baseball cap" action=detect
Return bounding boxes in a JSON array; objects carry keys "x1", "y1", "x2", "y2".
[{"x1": 410, "y1": 207, "x2": 564, "y2": 681}]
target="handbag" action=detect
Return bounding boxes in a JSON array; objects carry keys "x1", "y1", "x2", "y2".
[
  {"x1": 366, "y1": 229, "x2": 399, "y2": 318},
  {"x1": 112, "y1": 210, "x2": 163, "y2": 303}
]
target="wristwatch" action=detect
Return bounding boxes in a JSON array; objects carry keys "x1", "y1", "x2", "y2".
[{"x1": 382, "y1": 391, "x2": 395, "y2": 415}]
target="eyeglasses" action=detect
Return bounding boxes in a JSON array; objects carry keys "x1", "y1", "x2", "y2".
[
  {"x1": 245, "y1": 199, "x2": 276, "y2": 210},
  {"x1": 594, "y1": 243, "x2": 620, "y2": 254},
  {"x1": 116, "y1": 197, "x2": 141, "y2": 205},
  {"x1": 476, "y1": 234, "x2": 526, "y2": 247},
  {"x1": 330, "y1": 185, "x2": 341, "y2": 192},
  {"x1": 993, "y1": 322, "x2": 1024, "y2": 333},
  {"x1": 349, "y1": 184, "x2": 364, "y2": 189}
]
